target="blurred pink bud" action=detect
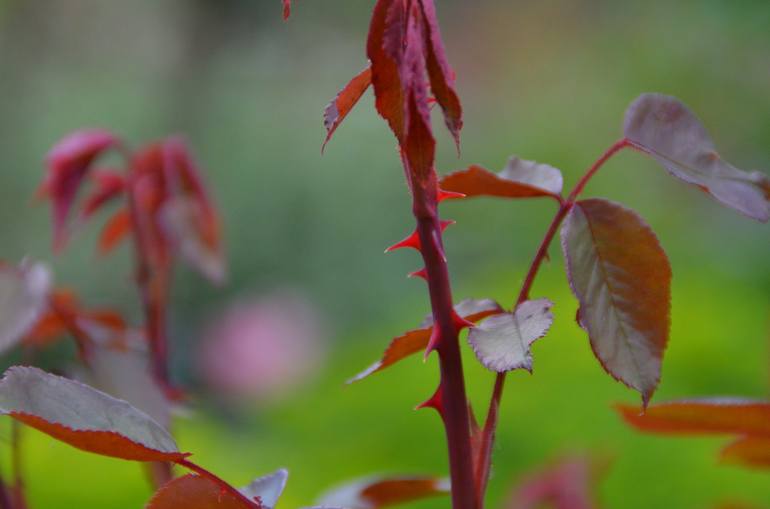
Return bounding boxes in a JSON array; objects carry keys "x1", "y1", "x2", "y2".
[{"x1": 197, "y1": 291, "x2": 326, "y2": 402}]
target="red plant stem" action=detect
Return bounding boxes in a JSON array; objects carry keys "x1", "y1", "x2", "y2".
[
  {"x1": 412, "y1": 184, "x2": 479, "y2": 509},
  {"x1": 120, "y1": 144, "x2": 172, "y2": 387},
  {"x1": 176, "y1": 459, "x2": 262, "y2": 508},
  {"x1": 475, "y1": 138, "x2": 630, "y2": 506}
]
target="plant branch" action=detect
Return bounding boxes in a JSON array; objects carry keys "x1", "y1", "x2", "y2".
[
  {"x1": 475, "y1": 138, "x2": 630, "y2": 505},
  {"x1": 412, "y1": 181, "x2": 479, "y2": 509}
]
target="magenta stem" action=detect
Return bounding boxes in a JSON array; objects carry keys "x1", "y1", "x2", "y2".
[{"x1": 475, "y1": 138, "x2": 630, "y2": 506}]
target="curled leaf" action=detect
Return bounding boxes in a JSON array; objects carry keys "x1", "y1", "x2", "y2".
[
  {"x1": 561, "y1": 199, "x2": 671, "y2": 406},
  {"x1": 468, "y1": 299, "x2": 554, "y2": 373},
  {"x1": 617, "y1": 399, "x2": 770, "y2": 436},
  {"x1": 440, "y1": 158, "x2": 563, "y2": 201},
  {"x1": 323, "y1": 66, "x2": 372, "y2": 152},
  {"x1": 41, "y1": 129, "x2": 119, "y2": 250},
  {"x1": 624, "y1": 93, "x2": 770, "y2": 222},
  {"x1": 0, "y1": 261, "x2": 52, "y2": 354},
  {"x1": 0, "y1": 366, "x2": 185, "y2": 462},
  {"x1": 349, "y1": 298, "x2": 502, "y2": 383},
  {"x1": 314, "y1": 475, "x2": 449, "y2": 509}
]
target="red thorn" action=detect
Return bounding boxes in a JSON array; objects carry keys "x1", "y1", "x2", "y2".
[
  {"x1": 385, "y1": 229, "x2": 421, "y2": 253},
  {"x1": 424, "y1": 326, "x2": 441, "y2": 360},
  {"x1": 440, "y1": 219, "x2": 455, "y2": 231},
  {"x1": 452, "y1": 310, "x2": 475, "y2": 331},
  {"x1": 408, "y1": 268, "x2": 428, "y2": 280},
  {"x1": 415, "y1": 385, "x2": 444, "y2": 414},
  {"x1": 437, "y1": 188, "x2": 466, "y2": 202}
]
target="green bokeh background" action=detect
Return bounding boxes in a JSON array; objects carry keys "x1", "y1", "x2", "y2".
[{"x1": 0, "y1": 0, "x2": 768, "y2": 507}]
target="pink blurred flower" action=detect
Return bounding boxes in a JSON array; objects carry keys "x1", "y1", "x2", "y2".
[{"x1": 197, "y1": 291, "x2": 326, "y2": 402}]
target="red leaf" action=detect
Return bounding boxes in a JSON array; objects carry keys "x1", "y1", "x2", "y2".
[
  {"x1": 349, "y1": 298, "x2": 502, "y2": 383},
  {"x1": 148, "y1": 469, "x2": 286, "y2": 509},
  {"x1": 315, "y1": 476, "x2": 449, "y2": 508},
  {"x1": 506, "y1": 456, "x2": 607, "y2": 509},
  {"x1": 617, "y1": 399, "x2": 770, "y2": 436},
  {"x1": 81, "y1": 170, "x2": 126, "y2": 218},
  {"x1": 98, "y1": 208, "x2": 132, "y2": 255},
  {"x1": 147, "y1": 475, "x2": 256, "y2": 509},
  {"x1": 418, "y1": 0, "x2": 463, "y2": 147},
  {"x1": 561, "y1": 199, "x2": 671, "y2": 406},
  {"x1": 41, "y1": 129, "x2": 119, "y2": 250},
  {"x1": 282, "y1": 0, "x2": 291, "y2": 20},
  {"x1": 720, "y1": 436, "x2": 770, "y2": 469},
  {"x1": 0, "y1": 366, "x2": 186, "y2": 462},
  {"x1": 440, "y1": 159, "x2": 563, "y2": 201},
  {"x1": 367, "y1": 0, "x2": 405, "y2": 141},
  {"x1": 624, "y1": 94, "x2": 770, "y2": 222},
  {"x1": 161, "y1": 139, "x2": 226, "y2": 284},
  {"x1": 322, "y1": 66, "x2": 372, "y2": 152}
]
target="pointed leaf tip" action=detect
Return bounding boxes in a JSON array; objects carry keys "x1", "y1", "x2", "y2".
[
  {"x1": 624, "y1": 93, "x2": 770, "y2": 222},
  {"x1": 562, "y1": 199, "x2": 671, "y2": 404},
  {"x1": 468, "y1": 299, "x2": 554, "y2": 373},
  {"x1": 322, "y1": 66, "x2": 372, "y2": 152}
]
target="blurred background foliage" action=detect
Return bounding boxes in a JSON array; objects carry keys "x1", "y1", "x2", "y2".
[{"x1": 0, "y1": 0, "x2": 768, "y2": 508}]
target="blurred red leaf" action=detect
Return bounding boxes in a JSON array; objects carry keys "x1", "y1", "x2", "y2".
[
  {"x1": 349, "y1": 298, "x2": 502, "y2": 383},
  {"x1": 561, "y1": 199, "x2": 671, "y2": 406},
  {"x1": 440, "y1": 158, "x2": 563, "y2": 201},
  {"x1": 147, "y1": 474, "x2": 257, "y2": 509},
  {"x1": 314, "y1": 475, "x2": 449, "y2": 509},
  {"x1": 720, "y1": 436, "x2": 770, "y2": 469},
  {"x1": 41, "y1": 129, "x2": 119, "y2": 250},
  {"x1": 282, "y1": 0, "x2": 291, "y2": 20},
  {"x1": 81, "y1": 170, "x2": 126, "y2": 218},
  {"x1": 323, "y1": 66, "x2": 372, "y2": 152},
  {"x1": 617, "y1": 399, "x2": 770, "y2": 436},
  {"x1": 148, "y1": 469, "x2": 286, "y2": 509},
  {"x1": 99, "y1": 208, "x2": 132, "y2": 255},
  {"x1": 0, "y1": 366, "x2": 186, "y2": 462}
]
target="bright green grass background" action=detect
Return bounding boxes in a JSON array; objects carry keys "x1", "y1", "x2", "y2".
[{"x1": 0, "y1": 0, "x2": 768, "y2": 508}]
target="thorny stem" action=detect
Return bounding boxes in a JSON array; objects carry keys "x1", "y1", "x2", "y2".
[
  {"x1": 411, "y1": 180, "x2": 478, "y2": 509},
  {"x1": 176, "y1": 459, "x2": 261, "y2": 508},
  {"x1": 476, "y1": 138, "x2": 630, "y2": 506}
]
